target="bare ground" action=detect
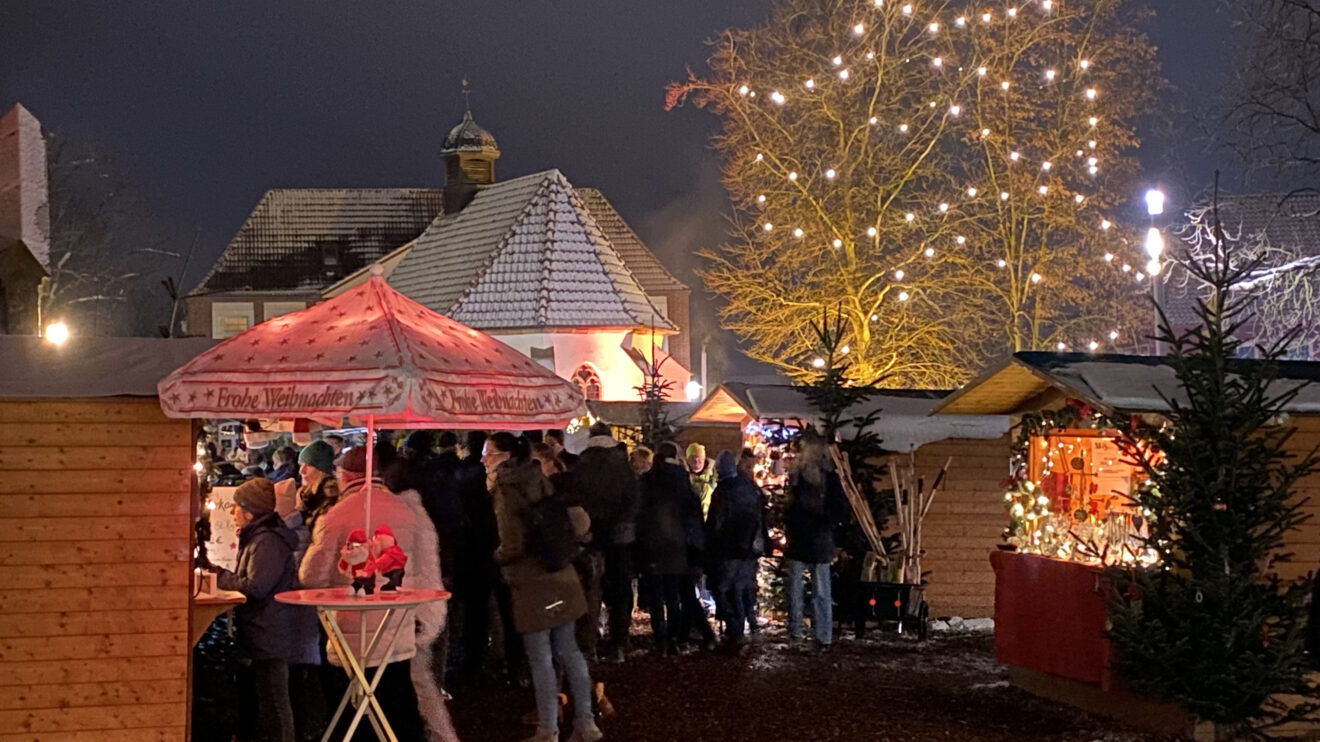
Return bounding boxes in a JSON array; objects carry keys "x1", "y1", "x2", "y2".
[{"x1": 449, "y1": 630, "x2": 1176, "y2": 742}]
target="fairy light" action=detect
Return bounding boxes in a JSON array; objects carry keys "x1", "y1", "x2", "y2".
[
  {"x1": 956, "y1": 235, "x2": 966, "y2": 244},
  {"x1": 1041, "y1": 161, "x2": 1052, "y2": 171},
  {"x1": 1088, "y1": 340, "x2": 1099, "y2": 351},
  {"x1": 1088, "y1": 116, "x2": 1098, "y2": 126},
  {"x1": 898, "y1": 290, "x2": 911, "y2": 301},
  {"x1": 1074, "y1": 194, "x2": 1085, "y2": 204},
  {"x1": 1045, "y1": 69, "x2": 1056, "y2": 81},
  {"x1": 832, "y1": 55, "x2": 843, "y2": 66},
  {"x1": 1001, "y1": 191, "x2": 1010, "y2": 200},
  {"x1": 1038, "y1": 185, "x2": 1049, "y2": 195},
  {"x1": 982, "y1": 11, "x2": 992, "y2": 22},
  {"x1": 904, "y1": 212, "x2": 915, "y2": 222},
  {"x1": 955, "y1": 15, "x2": 966, "y2": 26},
  {"x1": 1085, "y1": 87, "x2": 1097, "y2": 100},
  {"x1": 805, "y1": 78, "x2": 815, "y2": 90},
  {"x1": 825, "y1": 168, "x2": 836, "y2": 179},
  {"x1": 1007, "y1": 7, "x2": 1018, "y2": 17},
  {"x1": 933, "y1": 57, "x2": 943, "y2": 68},
  {"x1": 757, "y1": 194, "x2": 766, "y2": 203},
  {"x1": 739, "y1": 85, "x2": 749, "y2": 96},
  {"x1": 1109, "y1": 330, "x2": 1119, "y2": 340},
  {"x1": 1104, "y1": 252, "x2": 1114, "y2": 262},
  {"x1": 812, "y1": 357, "x2": 826, "y2": 368},
  {"x1": 924, "y1": 247, "x2": 935, "y2": 257},
  {"x1": 938, "y1": 202, "x2": 950, "y2": 212},
  {"x1": 977, "y1": 66, "x2": 987, "y2": 76},
  {"x1": 997, "y1": 259, "x2": 1007, "y2": 268},
  {"x1": 1031, "y1": 272, "x2": 1043, "y2": 283},
  {"x1": 833, "y1": 238, "x2": 843, "y2": 248},
  {"x1": 929, "y1": 22, "x2": 939, "y2": 33},
  {"x1": 898, "y1": 123, "x2": 909, "y2": 133},
  {"x1": 1057, "y1": 341, "x2": 1067, "y2": 350},
  {"x1": 967, "y1": 187, "x2": 977, "y2": 197},
  {"x1": 763, "y1": 222, "x2": 774, "y2": 232},
  {"x1": 793, "y1": 228, "x2": 804, "y2": 238},
  {"x1": 1001, "y1": 81, "x2": 1011, "y2": 90},
  {"x1": 854, "y1": 22, "x2": 865, "y2": 35},
  {"x1": 948, "y1": 104, "x2": 960, "y2": 116},
  {"x1": 1010, "y1": 151, "x2": 1021, "y2": 161},
  {"x1": 839, "y1": 69, "x2": 850, "y2": 80},
  {"x1": 1080, "y1": 59, "x2": 1090, "y2": 70},
  {"x1": 1101, "y1": 219, "x2": 1112, "y2": 230},
  {"x1": 788, "y1": 171, "x2": 798, "y2": 181},
  {"x1": 771, "y1": 91, "x2": 786, "y2": 104},
  {"x1": 866, "y1": 226, "x2": 877, "y2": 237},
  {"x1": 869, "y1": 116, "x2": 879, "y2": 125},
  {"x1": 902, "y1": 3, "x2": 913, "y2": 15},
  {"x1": 895, "y1": 269, "x2": 906, "y2": 279}
]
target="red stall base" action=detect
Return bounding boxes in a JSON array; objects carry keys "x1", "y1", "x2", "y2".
[{"x1": 989, "y1": 550, "x2": 1116, "y2": 690}]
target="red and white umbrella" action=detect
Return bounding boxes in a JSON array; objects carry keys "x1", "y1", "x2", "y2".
[{"x1": 160, "y1": 270, "x2": 586, "y2": 527}]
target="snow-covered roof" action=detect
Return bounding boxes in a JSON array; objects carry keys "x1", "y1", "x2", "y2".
[
  {"x1": 388, "y1": 169, "x2": 674, "y2": 332},
  {"x1": 575, "y1": 189, "x2": 687, "y2": 294},
  {"x1": 935, "y1": 352, "x2": 1320, "y2": 415},
  {"x1": 688, "y1": 382, "x2": 1008, "y2": 452},
  {"x1": 191, "y1": 188, "x2": 443, "y2": 295},
  {"x1": 0, "y1": 336, "x2": 218, "y2": 398}
]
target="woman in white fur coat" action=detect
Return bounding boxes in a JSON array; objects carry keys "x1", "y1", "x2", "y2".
[{"x1": 300, "y1": 445, "x2": 458, "y2": 742}]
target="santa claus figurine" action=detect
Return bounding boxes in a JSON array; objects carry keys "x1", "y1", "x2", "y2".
[
  {"x1": 371, "y1": 524, "x2": 408, "y2": 592},
  {"x1": 338, "y1": 528, "x2": 377, "y2": 596}
]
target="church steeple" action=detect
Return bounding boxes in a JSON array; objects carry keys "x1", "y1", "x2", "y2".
[{"x1": 441, "y1": 80, "x2": 500, "y2": 214}]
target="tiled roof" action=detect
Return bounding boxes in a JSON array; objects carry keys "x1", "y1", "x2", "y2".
[
  {"x1": 575, "y1": 189, "x2": 687, "y2": 293},
  {"x1": 191, "y1": 188, "x2": 444, "y2": 295},
  {"x1": 389, "y1": 169, "x2": 674, "y2": 332}
]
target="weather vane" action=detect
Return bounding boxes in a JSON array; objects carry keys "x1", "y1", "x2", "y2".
[{"x1": 461, "y1": 78, "x2": 471, "y2": 112}]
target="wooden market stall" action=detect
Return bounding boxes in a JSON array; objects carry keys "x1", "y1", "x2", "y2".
[
  {"x1": 0, "y1": 335, "x2": 215, "y2": 742},
  {"x1": 684, "y1": 381, "x2": 1010, "y2": 617},
  {"x1": 932, "y1": 351, "x2": 1320, "y2": 725}
]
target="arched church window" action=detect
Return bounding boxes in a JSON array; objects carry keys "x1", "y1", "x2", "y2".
[{"x1": 572, "y1": 364, "x2": 602, "y2": 401}]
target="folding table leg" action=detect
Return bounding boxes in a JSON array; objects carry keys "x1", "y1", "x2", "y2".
[{"x1": 318, "y1": 606, "x2": 418, "y2": 742}]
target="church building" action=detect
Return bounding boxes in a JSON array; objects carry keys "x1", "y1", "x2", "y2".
[{"x1": 186, "y1": 108, "x2": 695, "y2": 401}]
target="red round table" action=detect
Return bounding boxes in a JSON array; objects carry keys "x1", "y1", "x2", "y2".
[{"x1": 276, "y1": 588, "x2": 450, "y2": 742}]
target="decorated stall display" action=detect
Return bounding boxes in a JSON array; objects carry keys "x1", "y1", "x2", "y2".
[
  {"x1": 339, "y1": 529, "x2": 378, "y2": 596},
  {"x1": 1002, "y1": 401, "x2": 1156, "y2": 565},
  {"x1": 372, "y1": 524, "x2": 408, "y2": 591}
]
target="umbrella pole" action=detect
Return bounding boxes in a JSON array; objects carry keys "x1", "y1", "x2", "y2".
[{"x1": 365, "y1": 415, "x2": 374, "y2": 535}]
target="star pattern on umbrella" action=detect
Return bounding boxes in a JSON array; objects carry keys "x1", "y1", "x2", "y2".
[
  {"x1": 213, "y1": 354, "x2": 224, "y2": 362},
  {"x1": 245, "y1": 355, "x2": 256, "y2": 363},
  {"x1": 169, "y1": 393, "x2": 180, "y2": 404},
  {"x1": 187, "y1": 392, "x2": 197, "y2": 402},
  {"x1": 249, "y1": 339, "x2": 261, "y2": 347},
  {"x1": 204, "y1": 389, "x2": 215, "y2": 400},
  {"x1": 315, "y1": 352, "x2": 325, "y2": 360},
  {"x1": 280, "y1": 338, "x2": 290, "y2": 346}
]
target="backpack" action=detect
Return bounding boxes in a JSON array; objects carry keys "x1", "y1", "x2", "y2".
[{"x1": 523, "y1": 495, "x2": 580, "y2": 573}]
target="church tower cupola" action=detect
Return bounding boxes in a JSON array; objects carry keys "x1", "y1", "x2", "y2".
[{"x1": 441, "y1": 85, "x2": 500, "y2": 214}]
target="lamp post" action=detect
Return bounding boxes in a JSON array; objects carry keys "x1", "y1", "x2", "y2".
[{"x1": 1145, "y1": 189, "x2": 1166, "y2": 355}]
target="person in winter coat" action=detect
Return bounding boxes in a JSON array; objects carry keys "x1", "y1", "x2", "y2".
[
  {"x1": 299, "y1": 445, "x2": 457, "y2": 742},
  {"x1": 486, "y1": 433, "x2": 603, "y2": 742},
  {"x1": 207, "y1": 478, "x2": 318, "y2": 742},
  {"x1": 268, "y1": 446, "x2": 300, "y2": 484},
  {"x1": 685, "y1": 443, "x2": 716, "y2": 516},
  {"x1": 636, "y1": 442, "x2": 695, "y2": 654},
  {"x1": 570, "y1": 422, "x2": 639, "y2": 662},
  {"x1": 784, "y1": 434, "x2": 850, "y2": 648},
  {"x1": 705, "y1": 450, "x2": 766, "y2": 650}
]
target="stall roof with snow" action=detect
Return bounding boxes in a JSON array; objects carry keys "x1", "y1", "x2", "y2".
[
  {"x1": 688, "y1": 381, "x2": 1008, "y2": 452},
  {"x1": 933, "y1": 351, "x2": 1320, "y2": 416},
  {"x1": 0, "y1": 335, "x2": 218, "y2": 397}
]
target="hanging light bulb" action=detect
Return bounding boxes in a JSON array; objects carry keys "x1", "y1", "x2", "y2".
[
  {"x1": 1042, "y1": 161, "x2": 1052, "y2": 171},
  {"x1": 967, "y1": 187, "x2": 978, "y2": 197},
  {"x1": 793, "y1": 228, "x2": 804, "y2": 238},
  {"x1": 1085, "y1": 88, "x2": 1097, "y2": 100},
  {"x1": 812, "y1": 357, "x2": 826, "y2": 369},
  {"x1": 832, "y1": 55, "x2": 842, "y2": 66},
  {"x1": 867, "y1": 226, "x2": 877, "y2": 236},
  {"x1": 854, "y1": 22, "x2": 865, "y2": 35},
  {"x1": 1104, "y1": 252, "x2": 1114, "y2": 262},
  {"x1": 870, "y1": 116, "x2": 879, "y2": 125},
  {"x1": 977, "y1": 66, "x2": 987, "y2": 76},
  {"x1": 805, "y1": 78, "x2": 815, "y2": 90},
  {"x1": 771, "y1": 91, "x2": 786, "y2": 104},
  {"x1": 833, "y1": 238, "x2": 843, "y2": 248},
  {"x1": 895, "y1": 269, "x2": 905, "y2": 279},
  {"x1": 1001, "y1": 191, "x2": 1010, "y2": 200},
  {"x1": 904, "y1": 212, "x2": 915, "y2": 222},
  {"x1": 899, "y1": 123, "x2": 909, "y2": 133},
  {"x1": 1010, "y1": 151, "x2": 1021, "y2": 161},
  {"x1": 929, "y1": 21, "x2": 939, "y2": 33},
  {"x1": 825, "y1": 168, "x2": 836, "y2": 180},
  {"x1": 898, "y1": 291, "x2": 911, "y2": 301},
  {"x1": 924, "y1": 247, "x2": 935, "y2": 257},
  {"x1": 997, "y1": 259, "x2": 1007, "y2": 268},
  {"x1": 1038, "y1": 185, "x2": 1049, "y2": 195},
  {"x1": 1001, "y1": 80, "x2": 1011, "y2": 90},
  {"x1": 1101, "y1": 219, "x2": 1112, "y2": 230},
  {"x1": 739, "y1": 85, "x2": 749, "y2": 96},
  {"x1": 839, "y1": 69, "x2": 850, "y2": 80},
  {"x1": 763, "y1": 222, "x2": 774, "y2": 232},
  {"x1": 1145, "y1": 227, "x2": 1165, "y2": 259},
  {"x1": 1031, "y1": 272, "x2": 1043, "y2": 283},
  {"x1": 1146, "y1": 258, "x2": 1162, "y2": 275},
  {"x1": 1045, "y1": 69, "x2": 1056, "y2": 81},
  {"x1": 902, "y1": 3, "x2": 913, "y2": 15},
  {"x1": 956, "y1": 235, "x2": 966, "y2": 244},
  {"x1": 1074, "y1": 194, "x2": 1085, "y2": 204},
  {"x1": 933, "y1": 57, "x2": 943, "y2": 68},
  {"x1": 757, "y1": 194, "x2": 766, "y2": 203},
  {"x1": 938, "y1": 202, "x2": 950, "y2": 212},
  {"x1": 788, "y1": 171, "x2": 798, "y2": 181}
]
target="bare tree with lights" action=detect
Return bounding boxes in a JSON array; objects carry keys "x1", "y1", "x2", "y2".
[{"x1": 668, "y1": 0, "x2": 1161, "y2": 386}]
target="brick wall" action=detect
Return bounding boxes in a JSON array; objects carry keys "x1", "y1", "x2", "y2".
[{"x1": 661, "y1": 288, "x2": 692, "y2": 371}]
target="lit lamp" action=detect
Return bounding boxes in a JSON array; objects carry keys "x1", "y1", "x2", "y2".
[
  {"x1": 1144, "y1": 187, "x2": 1167, "y2": 354},
  {"x1": 685, "y1": 380, "x2": 703, "y2": 401},
  {"x1": 1144, "y1": 189, "x2": 1165, "y2": 217},
  {"x1": 1144, "y1": 228, "x2": 1165, "y2": 275},
  {"x1": 43, "y1": 321, "x2": 69, "y2": 346}
]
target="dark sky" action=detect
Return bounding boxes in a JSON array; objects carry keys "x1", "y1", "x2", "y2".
[{"x1": 1, "y1": 1, "x2": 1238, "y2": 368}]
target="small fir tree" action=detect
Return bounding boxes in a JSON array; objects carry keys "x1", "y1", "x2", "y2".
[
  {"x1": 1107, "y1": 186, "x2": 1320, "y2": 731},
  {"x1": 634, "y1": 339, "x2": 676, "y2": 451}
]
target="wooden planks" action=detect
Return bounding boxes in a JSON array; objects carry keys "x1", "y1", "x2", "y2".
[{"x1": 0, "y1": 398, "x2": 192, "y2": 742}]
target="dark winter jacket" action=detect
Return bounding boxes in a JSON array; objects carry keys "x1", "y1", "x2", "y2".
[
  {"x1": 453, "y1": 453, "x2": 498, "y2": 591},
  {"x1": 706, "y1": 471, "x2": 767, "y2": 563},
  {"x1": 573, "y1": 435, "x2": 640, "y2": 547},
  {"x1": 784, "y1": 468, "x2": 850, "y2": 564},
  {"x1": 637, "y1": 461, "x2": 699, "y2": 575},
  {"x1": 217, "y1": 512, "x2": 318, "y2": 663},
  {"x1": 267, "y1": 462, "x2": 298, "y2": 485},
  {"x1": 393, "y1": 449, "x2": 462, "y2": 575},
  {"x1": 492, "y1": 459, "x2": 589, "y2": 634}
]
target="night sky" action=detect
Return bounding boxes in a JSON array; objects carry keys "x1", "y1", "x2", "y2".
[{"x1": 1, "y1": 1, "x2": 1239, "y2": 368}]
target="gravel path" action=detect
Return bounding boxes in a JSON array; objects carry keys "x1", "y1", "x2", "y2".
[{"x1": 450, "y1": 631, "x2": 1175, "y2": 742}]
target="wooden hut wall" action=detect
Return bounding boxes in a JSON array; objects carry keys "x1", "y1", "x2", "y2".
[
  {"x1": 0, "y1": 397, "x2": 193, "y2": 742},
  {"x1": 1277, "y1": 415, "x2": 1320, "y2": 583},
  {"x1": 903, "y1": 436, "x2": 1011, "y2": 618}
]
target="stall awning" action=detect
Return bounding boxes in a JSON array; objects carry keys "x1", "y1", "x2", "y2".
[
  {"x1": 688, "y1": 381, "x2": 1008, "y2": 451},
  {"x1": 933, "y1": 351, "x2": 1320, "y2": 416},
  {"x1": 0, "y1": 336, "x2": 218, "y2": 398}
]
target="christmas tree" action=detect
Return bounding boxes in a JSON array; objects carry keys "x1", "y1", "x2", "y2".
[{"x1": 1106, "y1": 188, "x2": 1320, "y2": 730}]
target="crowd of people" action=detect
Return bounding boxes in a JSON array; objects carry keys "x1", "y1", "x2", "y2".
[{"x1": 202, "y1": 423, "x2": 850, "y2": 742}]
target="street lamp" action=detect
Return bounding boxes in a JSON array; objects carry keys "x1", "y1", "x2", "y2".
[
  {"x1": 685, "y1": 380, "x2": 703, "y2": 402},
  {"x1": 44, "y1": 321, "x2": 69, "y2": 346},
  {"x1": 1145, "y1": 189, "x2": 1165, "y2": 217}
]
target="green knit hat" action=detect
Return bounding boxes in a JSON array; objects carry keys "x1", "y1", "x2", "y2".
[{"x1": 298, "y1": 440, "x2": 337, "y2": 475}]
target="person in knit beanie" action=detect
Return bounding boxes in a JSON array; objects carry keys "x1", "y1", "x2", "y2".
[{"x1": 209, "y1": 476, "x2": 307, "y2": 742}]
